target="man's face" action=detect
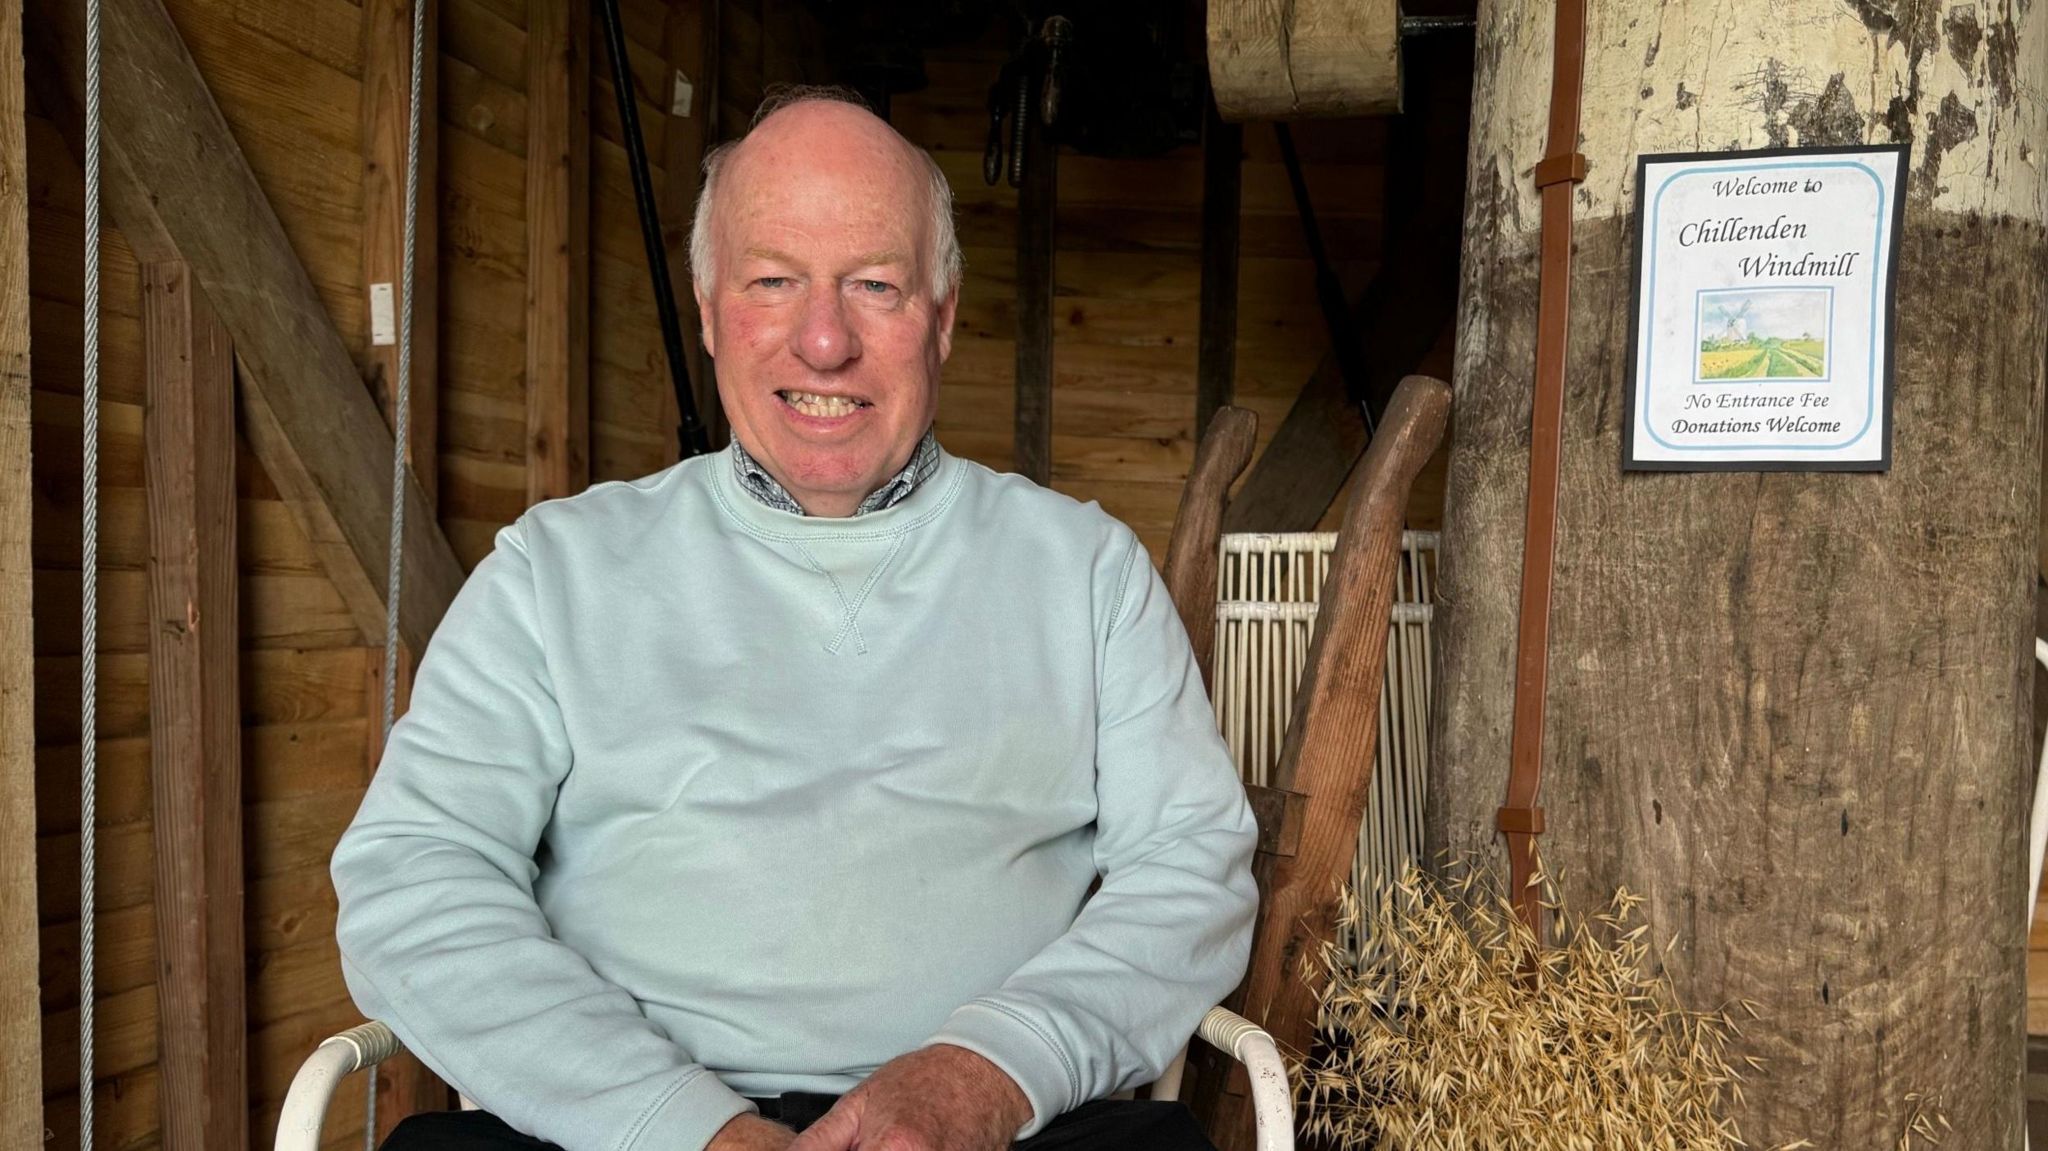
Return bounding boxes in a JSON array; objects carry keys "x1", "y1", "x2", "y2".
[{"x1": 696, "y1": 102, "x2": 958, "y2": 517}]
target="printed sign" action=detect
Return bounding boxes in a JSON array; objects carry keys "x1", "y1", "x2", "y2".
[{"x1": 1624, "y1": 145, "x2": 1908, "y2": 471}]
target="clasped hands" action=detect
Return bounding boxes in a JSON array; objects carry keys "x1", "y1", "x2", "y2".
[{"x1": 707, "y1": 1044, "x2": 1032, "y2": 1151}]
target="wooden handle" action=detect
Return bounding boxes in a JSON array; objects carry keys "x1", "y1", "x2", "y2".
[
  {"x1": 1163, "y1": 405, "x2": 1259, "y2": 690},
  {"x1": 1199, "y1": 375, "x2": 1450, "y2": 1151}
]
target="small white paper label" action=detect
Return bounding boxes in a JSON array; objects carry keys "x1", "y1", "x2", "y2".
[
  {"x1": 672, "y1": 69, "x2": 695, "y2": 118},
  {"x1": 370, "y1": 282, "x2": 398, "y2": 347}
]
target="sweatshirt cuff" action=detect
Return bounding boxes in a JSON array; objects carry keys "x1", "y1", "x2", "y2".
[
  {"x1": 925, "y1": 999, "x2": 1079, "y2": 1138},
  {"x1": 623, "y1": 1068, "x2": 757, "y2": 1151}
]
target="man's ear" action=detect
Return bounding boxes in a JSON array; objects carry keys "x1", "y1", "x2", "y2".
[
  {"x1": 934, "y1": 286, "x2": 959, "y2": 363},
  {"x1": 694, "y1": 284, "x2": 717, "y2": 358}
]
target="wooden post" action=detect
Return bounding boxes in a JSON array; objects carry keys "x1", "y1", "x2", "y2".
[
  {"x1": 1013, "y1": 76, "x2": 1054, "y2": 486},
  {"x1": 1194, "y1": 99, "x2": 1240, "y2": 442},
  {"x1": 141, "y1": 262, "x2": 247, "y2": 1151},
  {"x1": 1429, "y1": 4, "x2": 2048, "y2": 1146},
  {"x1": 661, "y1": 0, "x2": 722, "y2": 457},
  {"x1": 362, "y1": 0, "x2": 440, "y2": 509},
  {"x1": 527, "y1": 0, "x2": 591, "y2": 503},
  {"x1": 0, "y1": 0, "x2": 44, "y2": 1137}
]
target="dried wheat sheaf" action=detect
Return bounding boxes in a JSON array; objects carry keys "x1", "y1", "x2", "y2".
[{"x1": 1298, "y1": 862, "x2": 1800, "y2": 1151}]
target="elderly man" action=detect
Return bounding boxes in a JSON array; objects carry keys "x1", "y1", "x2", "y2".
[{"x1": 333, "y1": 88, "x2": 1257, "y2": 1151}]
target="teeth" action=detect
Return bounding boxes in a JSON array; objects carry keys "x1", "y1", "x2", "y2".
[{"x1": 783, "y1": 390, "x2": 860, "y2": 418}]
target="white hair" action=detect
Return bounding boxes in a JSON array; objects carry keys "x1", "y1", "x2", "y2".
[{"x1": 689, "y1": 86, "x2": 965, "y2": 302}]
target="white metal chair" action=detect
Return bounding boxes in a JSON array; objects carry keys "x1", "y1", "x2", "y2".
[{"x1": 277, "y1": 1007, "x2": 1292, "y2": 1151}]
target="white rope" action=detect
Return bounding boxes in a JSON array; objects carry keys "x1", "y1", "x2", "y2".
[
  {"x1": 81, "y1": 0, "x2": 103, "y2": 1142},
  {"x1": 367, "y1": 1, "x2": 428, "y2": 1144}
]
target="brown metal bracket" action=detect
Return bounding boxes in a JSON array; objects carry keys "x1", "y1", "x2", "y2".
[{"x1": 1501, "y1": 0, "x2": 1589, "y2": 939}]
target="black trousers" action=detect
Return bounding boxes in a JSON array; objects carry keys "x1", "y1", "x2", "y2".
[{"x1": 380, "y1": 1096, "x2": 1217, "y2": 1151}]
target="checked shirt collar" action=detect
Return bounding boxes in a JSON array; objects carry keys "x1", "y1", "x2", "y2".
[{"x1": 730, "y1": 429, "x2": 940, "y2": 517}]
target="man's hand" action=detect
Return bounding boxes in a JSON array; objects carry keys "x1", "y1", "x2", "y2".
[
  {"x1": 708, "y1": 1113, "x2": 798, "y2": 1151},
  {"x1": 786, "y1": 1045, "x2": 1032, "y2": 1151}
]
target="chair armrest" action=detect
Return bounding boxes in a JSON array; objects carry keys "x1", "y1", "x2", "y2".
[
  {"x1": 1192, "y1": 1007, "x2": 1295, "y2": 1151},
  {"x1": 275, "y1": 1021, "x2": 402, "y2": 1151}
]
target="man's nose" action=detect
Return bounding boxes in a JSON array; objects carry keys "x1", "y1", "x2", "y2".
[{"x1": 790, "y1": 283, "x2": 861, "y2": 370}]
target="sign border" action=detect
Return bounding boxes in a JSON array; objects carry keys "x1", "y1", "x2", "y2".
[{"x1": 1621, "y1": 142, "x2": 1909, "y2": 473}]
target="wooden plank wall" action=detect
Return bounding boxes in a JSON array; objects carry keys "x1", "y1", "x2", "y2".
[
  {"x1": 1, "y1": 0, "x2": 47, "y2": 1137},
  {"x1": 24, "y1": 0, "x2": 685, "y2": 1145},
  {"x1": 890, "y1": 41, "x2": 1413, "y2": 560},
  {"x1": 18, "y1": 7, "x2": 1453, "y2": 1150}
]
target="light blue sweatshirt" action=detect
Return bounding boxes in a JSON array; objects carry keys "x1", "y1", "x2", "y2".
[{"x1": 331, "y1": 446, "x2": 1259, "y2": 1151}]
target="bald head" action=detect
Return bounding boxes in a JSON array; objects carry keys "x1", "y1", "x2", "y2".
[{"x1": 690, "y1": 91, "x2": 963, "y2": 302}]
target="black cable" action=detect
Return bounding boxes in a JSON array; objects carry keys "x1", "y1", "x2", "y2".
[
  {"x1": 595, "y1": 0, "x2": 711, "y2": 458},
  {"x1": 1275, "y1": 122, "x2": 1378, "y2": 434}
]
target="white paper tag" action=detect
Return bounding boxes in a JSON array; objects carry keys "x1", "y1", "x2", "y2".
[
  {"x1": 370, "y1": 282, "x2": 398, "y2": 347},
  {"x1": 672, "y1": 69, "x2": 695, "y2": 118}
]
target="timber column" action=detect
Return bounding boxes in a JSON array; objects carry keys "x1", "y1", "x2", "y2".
[{"x1": 1430, "y1": 2, "x2": 2047, "y2": 1147}]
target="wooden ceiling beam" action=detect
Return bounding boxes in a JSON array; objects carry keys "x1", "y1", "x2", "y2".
[{"x1": 26, "y1": 0, "x2": 467, "y2": 657}]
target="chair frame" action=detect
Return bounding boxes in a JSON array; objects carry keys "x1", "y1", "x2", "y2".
[{"x1": 276, "y1": 1007, "x2": 1294, "y2": 1151}]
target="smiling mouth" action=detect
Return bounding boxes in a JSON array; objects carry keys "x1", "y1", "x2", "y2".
[{"x1": 778, "y1": 390, "x2": 870, "y2": 418}]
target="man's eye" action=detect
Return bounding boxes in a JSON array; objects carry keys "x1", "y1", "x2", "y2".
[
  {"x1": 755, "y1": 276, "x2": 791, "y2": 289},
  {"x1": 856, "y1": 279, "x2": 894, "y2": 294}
]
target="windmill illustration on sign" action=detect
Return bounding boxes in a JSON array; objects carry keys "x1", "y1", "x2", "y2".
[
  {"x1": 1696, "y1": 288, "x2": 1829, "y2": 380},
  {"x1": 1711, "y1": 297, "x2": 1752, "y2": 342}
]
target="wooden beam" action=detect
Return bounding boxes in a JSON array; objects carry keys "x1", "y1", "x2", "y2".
[
  {"x1": 141, "y1": 261, "x2": 247, "y2": 1151},
  {"x1": 1206, "y1": 0, "x2": 1400, "y2": 120},
  {"x1": 362, "y1": 0, "x2": 441, "y2": 509},
  {"x1": 0, "y1": 0, "x2": 45, "y2": 1137},
  {"x1": 660, "y1": 0, "x2": 722, "y2": 457},
  {"x1": 526, "y1": 0, "x2": 592, "y2": 503},
  {"x1": 1194, "y1": 100, "x2": 1241, "y2": 441},
  {"x1": 26, "y1": 0, "x2": 467, "y2": 659},
  {"x1": 1013, "y1": 79, "x2": 1054, "y2": 486}
]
